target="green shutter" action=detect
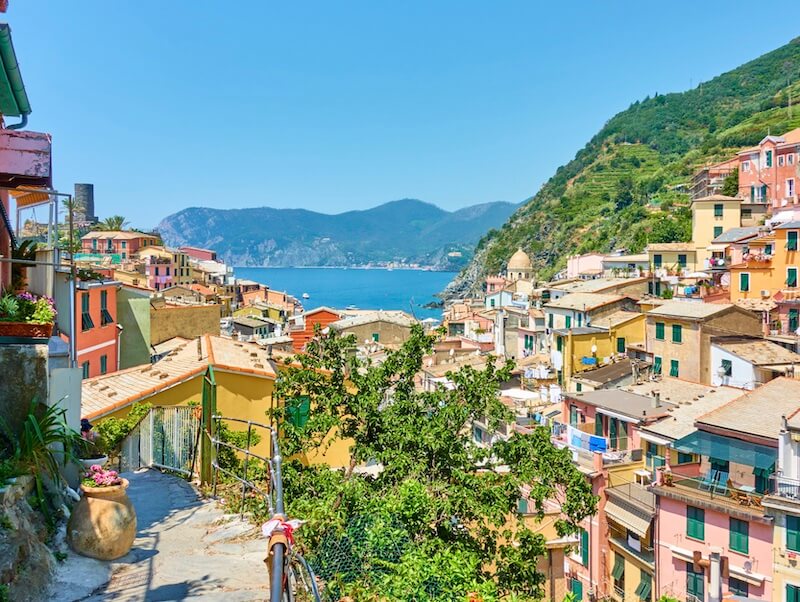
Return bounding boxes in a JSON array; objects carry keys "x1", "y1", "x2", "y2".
[
  {"x1": 714, "y1": 203, "x2": 723, "y2": 217},
  {"x1": 576, "y1": 382, "x2": 582, "y2": 392},
  {"x1": 687, "y1": 506, "x2": 704, "y2": 540},
  {"x1": 791, "y1": 310, "x2": 799, "y2": 332},
  {"x1": 714, "y1": 226, "x2": 723, "y2": 238},
  {"x1": 557, "y1": 336, "x2": 563, "y2": 352},
  {"x1": 687, "y1": 564, "x2": 705, "y2": 598},
  {"x1": 286, "y1": 396, "x2": 311, "y2": 428},
  {"x1": 617, "y1": 337, "x2": 625, "y2": 353},
  {"x1": 729, "y1": 518, "x2": 749, "y2": 554},
  {"x1": 787, "y1": 516, "x2": 800, "y2": 552},
  {"x1": 721, "y1": 359, "x2": 732, "y2": 376},
  {"x1": 672, "y1": 324, "x2": 682, "y2": 343},
  {"x1": 571, "y1": 578, "x2": 583, "y2": 602},
  {"x1": 767, "y1": 150, "x2": 773, "y2": 167},
  {"x1": 670, "y1": 359, "x2": 679, "y2": 378},
  {"x1": 611, "y1": 554, "x2": 625, "y2": 580},
  {"x1": 566, "y1": 315, "x2": 572, "y2": 328},
  {"x1": 655, "y1": 322, "x2": 665, "y2": 340},
  {"x1": 634, "y1": 571, "x2": 652, "y2": 601},
  {"x1": 517, "y1": 498, "x2": 528, "y2": 514},
  {"x1": 654, "y1": 254, "x2": 662, "y2": 268},
  {"x1": 788, "y1": 584, "x2": 800, "y2": 602},
  {"x1": 653, "y1": 356, "x2": 662, "y2": 375},
  {"x1": 580, "y1": 529, "x2": 589, "y2": 566},
  {"x1": 100, "y1": 355, "x2": 107, "y2": 375},
  {"x1": 740, "y1": 273, "x2": 750, "y2": 292},
  {"x1": 750, "y1": 185, "x2": 755, "y2": 202},
  {"x1": 548, "y1": 313, "x2": 553, "y2": 328},
  {"x1": 789, "y1": 231, "x2": 798, "y2": 251},
  {"x1": 594, "y1": 415, "x2": 603, "y2": 436},
  {"x1": 790, "y1": 268, "x2": 798, "y2": 288},
  {"x1": 678, "y1": 254, "x2": 687, "y2": 267}
]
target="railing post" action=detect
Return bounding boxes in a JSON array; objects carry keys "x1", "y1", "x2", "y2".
[{"x1": 240, "y1": 422, "x2": 253, "y2": 519}]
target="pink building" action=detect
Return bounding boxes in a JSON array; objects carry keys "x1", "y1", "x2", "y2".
[
  {"x1": 80, "y1": 231, "x2": 160, "y2": 260},
  {"x1": 649, "y1": 380, "x2": 797, "y2": 601},
  {"x1": 485, "y1": 275, "x2": 507, "y2": 293},
  {"x1": 144, "y1": 254, "x2": 175, "y2": 291},
  {"x1": 179, "y1": 245, "x2": 217, "y2": 262},
  {"x1": 738, "y1": 128, "x2": 800, "y2": 209},
  {"x1": 567, "y1": 253, "x2": 606, "y2": 280}
]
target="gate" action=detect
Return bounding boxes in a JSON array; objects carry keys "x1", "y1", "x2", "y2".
[{"x1": 120, "y1": 405, "x2": 202, "y2": 476}]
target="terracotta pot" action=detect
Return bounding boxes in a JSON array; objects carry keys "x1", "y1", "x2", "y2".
[
  {"x1": 0, "y1": 321, "x2": 53, "y2": 338},
  {"x1": 67, "y1": 478, "x2": 137, "y2": 560}
]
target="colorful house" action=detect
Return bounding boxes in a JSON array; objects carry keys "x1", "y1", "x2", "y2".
[
  {"x1": 738, "y1": 128, "x2": 800, "y2": 209},
  {"x1": 75, "y1": 278, "x2": 121, "y2": 379},
  {"x1": 80, "y1": 231, "x2": 160, "y2": 260},
  {"x1": 691, "y1": 195, "x2": 743, "y2": 268},
  {"x1": 645, "y1": 301, "x2": 762, "y2": 384},
  {"x1": 289, "y1": 306, "x2": 342, "y2": 351}
]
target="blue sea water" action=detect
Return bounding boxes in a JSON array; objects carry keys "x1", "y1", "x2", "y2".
[{"x1": 233, "y1": 267, "x2": 454, "y2": 320}]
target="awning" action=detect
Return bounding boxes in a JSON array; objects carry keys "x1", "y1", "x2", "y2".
[
  {"x1": 673, "y1": 430, "x2": 777, "y2": 469},
  {"x1": 10, "y1": 186, "x2": 51, "y2": 208},
  {"x1": 604, "y1": 499, "x2": 653, "y2": 537}
]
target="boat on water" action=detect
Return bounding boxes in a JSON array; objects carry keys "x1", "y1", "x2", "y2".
[
  {"x1": 346, "y1": 305, "x2": 358, "y2": 310},
  {"x1": 302, "y1": 292, "x2": 310, "y2": 299}
]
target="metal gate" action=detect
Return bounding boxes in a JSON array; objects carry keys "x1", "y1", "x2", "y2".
[{"x1": 120, "y1": 405, "x2": 202, "y2": 476}]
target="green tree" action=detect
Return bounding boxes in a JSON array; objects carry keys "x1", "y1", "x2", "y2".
[
  {"x1": 271, "y1": 325, "x2": 597, "y2": 600},
  {"x1": 721, "y1": 167, "x2": 739, "y2": 197},
  {"x1": 97, "y1": 215, "x2": 129, "y2": 231}
]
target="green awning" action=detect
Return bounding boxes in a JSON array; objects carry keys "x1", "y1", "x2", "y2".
[
  {"x1": 673, "y1": 430, "x2": 776, "y2": 469},
  {"x1": 611, "y1": 555, "x2": 624, "y2": 580},
  {"x1": 0, "y1": 24, "x2": 31, "y2": 117},
  {"x1": 635, "y1": 572, "x2": 652, "y2": 600}
]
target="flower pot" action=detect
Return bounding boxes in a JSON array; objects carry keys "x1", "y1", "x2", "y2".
[
  {"x1": 0, "y1": 321, "x2": 53, "y2": 338},
  {"x1": 67, "y1": 478, "x2": 137, "y2": 560}
]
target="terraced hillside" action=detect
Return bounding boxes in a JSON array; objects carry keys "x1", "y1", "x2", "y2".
[{"x1": 444, "y1": 37, "x2": 800, "y2": 297}]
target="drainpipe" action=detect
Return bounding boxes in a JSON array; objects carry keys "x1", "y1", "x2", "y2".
[
  {"x1": 6, "y1": 113, "x2": 27, "y2": 130},
  {"x1": 116, "y1": 323, "x2": 123, "y2": 372},
  {"x1": 709, "y1": 547, "x2": 722, "y2": 602}
]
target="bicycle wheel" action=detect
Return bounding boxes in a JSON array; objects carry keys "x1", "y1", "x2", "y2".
[{"x1": 285, "y1": 553, "x2": 321, "y2": 602}]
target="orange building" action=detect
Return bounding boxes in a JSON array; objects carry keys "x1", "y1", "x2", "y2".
[
  {"x1": 75, "y1": 279, "x2": 120, "y2": 379},
  {"x1": 289, "y1": 306, "x2": 341, "y2": 351}
]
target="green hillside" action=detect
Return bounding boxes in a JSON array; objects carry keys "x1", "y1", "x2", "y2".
[{"x1": 445, "y1": 37, "x2": 800, "y2": 296}]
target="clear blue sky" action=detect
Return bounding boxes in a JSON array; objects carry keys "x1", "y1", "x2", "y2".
[{"x1": 6, "y1": 1, "x2": 800, "y2": 228}]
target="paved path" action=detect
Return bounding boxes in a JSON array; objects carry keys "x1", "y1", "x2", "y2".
[{"x1": 50, "y1": 469, "x2": 268, "y2": 601}]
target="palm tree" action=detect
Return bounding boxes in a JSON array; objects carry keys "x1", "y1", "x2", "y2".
[{"x1": 98, "y1": 215, "x2": 129, "y2": 231}]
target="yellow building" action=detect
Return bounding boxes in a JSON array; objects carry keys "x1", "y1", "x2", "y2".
[
  {"x1": 691, "y1": 194, "x2": 742, "y2": 266},
  {"x1": 730, "y1": 223, "x2": 797, "y2": 303},
  {"x1": 645, "y1": 243, "x2": 697, "y2": 276},
  {"x1": 81, "y1": 335, "x2": 351, "y2": 468},
  {"x1": 555, "y1": 311, "x2": 645, "y2": 392},
  {"x1": 645, "y1": 301, "x2": 762, "y2": 384}
]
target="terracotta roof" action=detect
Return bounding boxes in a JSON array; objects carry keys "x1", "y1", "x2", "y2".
[
  {"x1": 190, "y1": 283, "x2": 215, "y2": 296},
  {"x1": 646, "y1": 301, "x2": 733, "y2": 320},
  {"x1": 692, "y1": 194, "x2": 741, "y2": 203},
  {"x1": 544, "y1": 292, "x2": 624, "y2": 312},
  {"x1": 734, "y1": 298, "x2": 777, "y2": 313},
  {"x1": 573, "y1": 361, "x2": 636, "y2": 386},
  {"x1": 696, "y1": 377, "x2": 800, "y2": 440},
  {"x1": 81, "y1": 335, "x2": 278, "y2": 420},
  {"x1": 712, "y1": 337, "x2": 800, "y2": 366}
]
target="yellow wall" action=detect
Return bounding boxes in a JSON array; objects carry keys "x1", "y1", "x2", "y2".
[
  {"x1": 561, "y1": 315, "x2": 645, "y2": 391},
  {"x1": 692, "y1": 198, "x2": 742, "y2": 264},
  {"x1": 646, "y1": 250, "x2": 698, "y2": 274},
  {"x1": 768, "y1": 505, "x2": 800, "y2": 601},
  {"x1": 730, "y1": 228, "x2": 795, "y2": 302}
]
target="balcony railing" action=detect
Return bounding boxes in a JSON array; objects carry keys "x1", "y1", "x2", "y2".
[
  {"x1": 609, "y1": 530, "x2": 655, "y2": 565},
  {"x1": 655, "y1": 468, "x2": 767, "y2": 514},
  {"x1": 769, "y1": 474, "x2": 800, "y2": 502}
]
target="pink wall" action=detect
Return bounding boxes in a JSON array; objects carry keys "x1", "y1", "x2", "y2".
[
  {"x1": 567, "y1": 253, "x2": 605, "y2": 279},
  {"x1": 656, "y1": 496, "x2": 773, "y2": 600}
]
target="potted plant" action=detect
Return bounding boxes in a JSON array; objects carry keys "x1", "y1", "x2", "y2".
[
  {"x1": 0, "y1": 291, "x2": 57, "y2": 338},
  {"x1": 67, "y1": 465, "x2": 137, "y2": 560},
  {"x1": 11, "y1": 241, "x2": 37, "y2": 293},
  {"x1": 76, "y1": 434, "x2": 108, "y2": 470}
]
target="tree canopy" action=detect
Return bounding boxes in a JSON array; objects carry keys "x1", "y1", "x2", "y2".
[{"x1": 270, "y1": 325, "x2": 597, "y2": 601}]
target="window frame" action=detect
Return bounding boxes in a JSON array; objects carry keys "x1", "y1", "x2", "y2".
[
  {"x1": 790, "y1": 178, "x2": 797, "y2": 198},
  {"x1": 655, "y1": 322, "x2": 665, "y2": 340},
  {"x1": 713, "y1": 225, "x2": 724, "y2": 239},
  {"x1": 100, "y1": 354, "x2": 108, "y2": 375},
  {"x1": 100, "y1": 290, "x2": 114, "y2": 326},
  {"x1": 787, "y1": 515, "x2": 800, "y2": 552},
  {"x1": 653, "y1": 356, "x2": 662, "y2": 375},
  {"x1": 671, "y1": 324, "x2": 682, "y2": 344},
  {"x1": 81, "y1": 292, "x2": 94, "y2": 331},
  {"x1": 721, "y1": 358, "x2": 732, "y2": 377},
  {"x1": 728, "y1": 577, "x2": 749, "y2": 597},
  {"x1": 687, "y1": 505, "x2": 705, "y2": 541},
  {"x1": 669, "y1": 359, "x2": 679, "y2": 378},
  {"x1": 789, "y1": 231, "x2": 799, "y2": 252},
  {"x1": 729, "y1": 517, "x2": 749, "y2": 554},
  {"x1": 713, "y1": 203, "x2": 723, "y2": 218},
  {"x1": 789, "y1": 267, "x2": 798, "y2": 289},
  {"x1": 739, "y1": 272, "x2": 750, "y2": 292},
  {"x1": 742, "y1": 160, "x2": 750, "y2": 172}
]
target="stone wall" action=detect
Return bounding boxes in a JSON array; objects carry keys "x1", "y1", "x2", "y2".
[
  {"x1": 150, "y1": 304, "x2": 220, "y2": 346},
  {"x1": 0, "y1": 344, "x2": 48, "y2": 442}
]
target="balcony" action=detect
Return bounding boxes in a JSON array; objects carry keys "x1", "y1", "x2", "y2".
[
  {"x1": 609, "y1": 528, "x2": 655, "y2": 566},
  {"x1": 763, "y1": 475, "x2": 800, "y2": 512}
]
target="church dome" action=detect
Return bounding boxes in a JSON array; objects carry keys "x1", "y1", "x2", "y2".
[{"x1": 507, "y1": 248, "x2": 532, "y2": 271}]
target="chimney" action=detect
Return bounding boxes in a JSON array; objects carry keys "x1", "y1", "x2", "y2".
[
  {"x1": 652, "y1": 390, "x2": 661, "y2": 408},
  {"x1": 267, "y1": 344, "x2": 273, "y2": 359}
]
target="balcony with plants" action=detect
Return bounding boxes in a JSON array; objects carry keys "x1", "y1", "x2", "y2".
[{"x1": 0, "y1": 290, "x2": 56, "y2": 340}]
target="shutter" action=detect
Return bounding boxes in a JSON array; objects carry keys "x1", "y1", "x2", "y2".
[
  {"x1": 790, "y1": 269, "x2": 798, "y2": 288},
  {"x1": 687, "y1": 506, "x2": 704, "y2": 540},
  {"x1": 729, "y1": 518, "x2": 749, "y2": 554},
  {"x1": 580, "y1": 529, "x2": 589, "y2": 566},
  {"x1": 594, "y1": 415, "x2": 603, "y2": 436},
  {"x1": 617, "y1": 337, "x2": 625, "y2": 353},
  {"x1": 287, "y1": 396, "x2": 311, "y2": 428},
  {"x1": 634, "y1": 571, "x2": 652, "y2": 600},
  {"x1": 672, "y1": 324, "x2": 682, "y2": 343},
  {"x1": 653, "y1": 356, "x2": 662, "y2": 374},
  {"x1": 612, "y1": 554, "x2": 625, "y2": 580},
  {"x1": 670, "y1": 359, "x2": 679, "y2": 378},
  {"x1": 655, "y1": 322, "x2": 664, "y2": 340}
]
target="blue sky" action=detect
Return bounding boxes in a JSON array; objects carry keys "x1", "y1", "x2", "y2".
[{"x1": 7, "y1": 2, "x2": 800, "y2": 227}]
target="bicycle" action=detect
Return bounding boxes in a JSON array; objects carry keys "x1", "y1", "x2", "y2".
[{"x1": 263, "y1": 427, "x2": 321, "y2": 602}]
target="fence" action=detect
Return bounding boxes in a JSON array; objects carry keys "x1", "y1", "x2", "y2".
[{"x1": 120, "y1": 405, "x2": 202, "y2": 476}]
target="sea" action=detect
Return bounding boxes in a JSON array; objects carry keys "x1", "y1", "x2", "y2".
[{"x1": 232, "y1": 267, "x2": 455, "y2": 320}]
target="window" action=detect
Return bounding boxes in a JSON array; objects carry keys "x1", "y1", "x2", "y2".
[
  {"x1": 577, "y1": 313, "x2": 583, "y2": 327},
  {"x1": 750, "y1": 185, "x2": 756, "y2": 202},
  {"x1": 729, "y1": 518, "x2": 749, "y2": 554},
  {"x1": 729, "y1": 577, "x2": 748, "y2": 597},
  {"x1": 742, "y1": 160, "x2": 750, "y2": 172},
  {"x1": 121, "y1": 241, "x2": 127, "y2": 249},
  {"x1": 788, "y1": 515, "x2": 800, "y2": 552},
  {"x1": 766, "y1": 149, "x2": 773, "y2": 167},
  {"x1": 580, "y1": 529, "x2": 589, "y2": 566},
  {"x1": 517, "y1": 498, "x2": 529, "y2": 514},
  {"x1": 721, "y1": 359, "x2": 732, "y2": 377},
  {"x1": 788, "y1": 584, "x2": 800, "y2": 602},
  {"x1": 286, "y1": 396, "x2": 311, "y2": 428},
  {"x1": 791, "y1": 309, "x2": 799, "y2": 332},
  {"x1": 594, "y1": 414, "x2": 603, "y2": 435},
  {"x1": 677, "y1": 254, "x2": 687, "y2": 268},
  {"x1": 713, "y1": 226, "x2": 723, "y2": 238},
  {"x1": 655, "y1": 322, "x2": 665, "y2": 340},
  {"x1": 106, "y1": 238, "x2": 112, "y2": 250},
  {"x1": 121, "y1": 252, "x2": 126, "y2": 260},
  {"x1": 739, "y1": 272, "x2": 750, "y2": 292},
  {"x1": 92, "y1": 238, "x2": 97, "y2": 250},
  {"x1": 100, "y1": 355, "x2": 108, "y2": 375},
  {"x1": 472, "y1": 426, "x2": 483, "y2": 444},
  {"x1": 612, "y1": 553, "x2": 625, "y2": 593},
  {"x1": 780, "y1": 155, "x2": 786, "y2": 167},
  {"x1": 571, "y1": 578, "x2": 583, "y2": 602},
  {"x1": 766, "y1": 243, "x2": 774, "y2": 255},
  {"x1": 653, "y1": 254, "x2": 662, "y2": 268},
  {"x1": 791, "y1": 154, "x2": 797, "y2": 166},
  {"x1": 548, "y1": 313, "x2": 554, "y2": 329},
  {"x1": 569, "y1": 405, "x2": 578, "y2": 426},
  {"x1": 687, "y1": 563, "x2": 705, "y2": 600},
  {"x1": 790, "y1": 231, "x2": 799, "y2": 251},
  {"x1": 100, "y1": 290, "x2": 113, "y2": 325},
  {"x1": 742, "y1": 208, "x2": 752, "y2": 220},
  {"x1": 790, "y1": 178, "x2": 797, "y2": 198},
  {"x1": 653, "y1": 356, "x2": 662, "y2": 375},
  {"x1": 557, "y1": 336, "x2": 563, "y2": 352},
  {"x1": 490, "y1": 298, "x2": 495, "y2": 307},
  {"x1": 155, "y1": 267, "x2": 160, "y2": 276},
  {"x1": 617, "y1": 337, "x2": 625, "y2": 354},
  {"x1": 81, "y1": 293, "x2": 94, "y2": 331},
  {"x1": 576, "y1": 382, "x2": 582, "y2": 392},
  {"x1": 634, "y1": 570, "x2": 652, "y2": 601},
  {"x1": 790, "y1": 267, "x2": 799, "y2": 288},
  {"x1": 671, "y1": 324, "x2": 682, "y2": 343},
  {"x1": 565, "y1": 315, "x2": 572, "y2": 329},
  {"x1": 687, "y1": 506, "x2": 704, "y2": 540},
  {"x1": 677, "y1": 452, "x2": 694, "y2": 464},
  {"x1": 714, "y1": 203, "x2": 723, "y2": 217},
  {"x1": 372, "y1": 333, "x2": 379, "y2": 342},
  {"x1": 81, "y1": 362, "x2": 89, "y2": 379},
  {"x1": 670, "y1": 359, "x2": 679, "y2": 377}
]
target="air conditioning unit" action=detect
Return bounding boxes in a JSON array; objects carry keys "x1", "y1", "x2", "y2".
[{"x1": 761, "y1": 290, "x2": 771, "y2": 298}]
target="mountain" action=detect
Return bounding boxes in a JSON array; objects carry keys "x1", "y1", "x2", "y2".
[
  {"x1": 444, "y1": 37, "x2": 800, "y2": 297},
  {"x1": 156, "y1": 199, "x2": 518, "y2": 269}
]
